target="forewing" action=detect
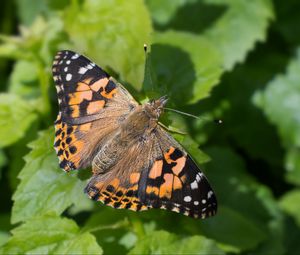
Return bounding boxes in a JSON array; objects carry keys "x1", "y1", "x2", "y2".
[
  {"x1": 52, "y1": 50, "x2": 138, "y2": 171},
  {"x1": 85, "y1": 127, "x2": 217, "y2": 219}
]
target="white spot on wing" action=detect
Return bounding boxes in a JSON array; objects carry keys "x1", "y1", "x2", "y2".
[
  {"x1": 78, "y1": 67, "x2": 87, "y2": 74},
  {"x1": 71, "y1": 53, "x2": 79, "y2": 59},
  {"x1": 196, "y1": 173, "x2": 203, "y2": 182},
  {"x1": 64, "y1": 67, "x2": 68, "y2": 72},
  {"x1": 202, "y1": 199, "x2": 206, "y2": 204},
  {"x1": 172, "y1": 207, "x2": 180, "y2": 213},
  {"x1": 207, "y1": 190, "x2": 214, "y2": 199},
  {"x1": 184, "y1": 210, "x2": 190, "y2": 216},
  {"x1": 194, "y1": 201, "x2": 199, "y2": 205},
  {"x1": 190, "y1": 180, "x2": 198, "y2": 190},
  {"x1": 66, "y1": 60, "x2": 71, "y2": 65},
  {"x1": 66, "y1": 73, "x2": 72, "y2": 81},
  {"x1": 184, "y1": 196, "x2": 192, "y2": 202}
]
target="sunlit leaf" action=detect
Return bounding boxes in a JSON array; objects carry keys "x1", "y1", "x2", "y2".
[
  {"x1": 254, "y1": 48, "x2": 300, "y2": 185},
  {"x1": 11, "y1": 128, "x2": 88, "y2": 224},
  {"x1": 146, "y1": 0, "x2": 188, "y2": 25},
  {"x1": 0, "y1": 215, "x2": 102, "y2": 254},
  {"x1": 204, "y1": 0, "x2": 274, "y2": 70},
  {"x1": 64, "y1": 0, "x2": 152, "y2": 90},
  {"x1": 130, "y1": 230, "x2": 224, "y2": 255},
  {"x1": 153, "y1": 30, "x2": 222, "y2": 104},
  {"x1": 279, "y1": 189, "x2": 300, "y2": 227},
  {"x1": 0, "y1": 93, "x2": 37, "y2": 148}
]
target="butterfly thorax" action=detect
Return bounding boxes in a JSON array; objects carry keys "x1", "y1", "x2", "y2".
[{"x1": 92, "y1": 96, "x2": 167, "y2": 175}]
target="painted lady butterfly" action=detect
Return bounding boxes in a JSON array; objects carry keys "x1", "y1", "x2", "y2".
[{"x1": 52, "y1": 50, "x2": 217, "y2": 219}]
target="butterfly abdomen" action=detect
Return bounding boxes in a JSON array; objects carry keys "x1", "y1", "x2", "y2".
[{"x1": 92, "y1": 107, "x2": 155, "y2": 174}]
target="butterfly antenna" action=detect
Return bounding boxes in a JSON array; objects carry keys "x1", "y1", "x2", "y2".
[
  {"x1": 143, "y1": 43, "x2": 156, "y2": 92},
  {"x1": 164, "y1": 107, "x2": 223, "y2": 124}
]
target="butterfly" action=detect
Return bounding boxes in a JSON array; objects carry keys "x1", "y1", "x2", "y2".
[{"x1": 52, "y1": 50, "x2": 217, "y2": 219}]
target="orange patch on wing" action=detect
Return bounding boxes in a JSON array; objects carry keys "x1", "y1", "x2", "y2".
[
  {"x1": 172, "y1": 156, "x2": 186, "y2": 175},
  {"x1": 159, "y1": 173, "x2": 173, "y2": 199},
  {"x1": 79, "y1": 122, "x2": 92, "y2": 132},
  {"x1": 109, "y1": 178, "x2": 120, "y2": 189},
  {"x1": 101, "y1": 88, "x2": 117, "y2": 99},
  {"x1": 69, "y1": 91, "x2": 93, "y2": 105},
  {"x1": 128, "y1": 203, "x2": 138, "y2": 211},
  {"x1": 90, "y1": 78, "x2": 109, "y2": 92},
  {"x1": 180, "y1": 174, "x2": 187, "y2": 183},
  {"x1": 146, "y1": 186, "x2": 159, "y2": 196},
  {"x1": 95, "y1": 181, "x2": 104, "y2": 190},
  {"x1": 68, "y1": 140, "x2": 84, "y2": 157},
  {"x1": 149, "y1": 160, "x2": 163, "y2": 179},
  {"x1": 70, "y1": 105, "x2": 80, "y2": 118},
  {"x1": 164, "y1": 147, "x2": 175, "y2": 164},
  {"x1": 131, "y1": 185, "x2": 138, "y2": 191},
  {"x1": 173, "y1": 176, "x2": 182, "y2": 190},
  {"x1": 76, "y1": 82, "x2": 90, "y2": 91},
  {"x1": 87, "y1": 100, "x2": 105, "y2": 114},
  {"x1": 83, "y1": 77, "x2": 93, "y2": 84},
  {"x1": 130, "y1": 173, "x2": 140, "y2": 184}
]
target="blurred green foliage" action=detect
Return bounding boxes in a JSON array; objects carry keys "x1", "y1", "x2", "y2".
[{"x1": 0, "y1": 0, "x2": 300, "y2": 254}]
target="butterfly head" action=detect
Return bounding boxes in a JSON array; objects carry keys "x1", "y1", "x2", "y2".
[{"x1": 144, "y1": 95, "x2": 168, "y2": 119}]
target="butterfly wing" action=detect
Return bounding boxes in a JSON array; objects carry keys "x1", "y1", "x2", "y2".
[
  {"x1": 85, "y1": 126, "x2": 217, "y2": 219},
  {"x1": 52, "y1": 50, "x2": 138, "y2": 171}
]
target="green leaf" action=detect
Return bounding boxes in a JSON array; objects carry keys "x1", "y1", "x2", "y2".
[
  {"x1": 204, "y1": 0, "x2": 274, "y2": 70},
  {"x1": 285, "y1": 148, "x2": 300, "y2": 185},
  {"x1": 202, "y1": 49, "x2": 287, "y2": 168},
  {"x1": 0, "y1": 214, "x2": 11, "y2": 246},
  {"x1": 15, "y1": 0, "x2": 48, "y2": 26},
  {"x1": 279, "y1": 189, "x2": 300, "y2": 227},
  {"x1": 201, "y1": 147, "x2": 284, "y2": 252},
  {"x1": 152, "y1": 30, "x2": 222, "y2": 104},
  {"x1": 273, "y1": 0, "x2": 300, "y2": 46},
  {"x1": 8, "y1": 60, "x2": 39, "y2": 98},
  {"x1": 0, "y1": 215, "x2": 102, "y2": 254},
  {"x1": 0, "y1": 150, "x2": 7, "y2": 179},
  {"x1": 173, "y1": 133, "x2": 210, "y2": 165},
  {"x1": 254, "y1": 48, "x2": 300, "y2": 148},
  {"x1": 83, "y1": 209, "x2": 132, "y2": 254},
  {"x1": 200, "y1": 206, "x2": 267, "y2": 253},
  {"x1": 130, "y1": 230, "x2": 224, "y2": 255},
  {"x1": 254, "y1": 48, "x2": 300, "y2": 185},
  {"x1": 145, "y1": 0, "x2": 188, "y2": 25},
  {"x1": 0, "y1": 93, "x2": 37, "y2": 148},
  {"x1": 0, "y1": 232, "x2": 10, "y2": 247},
  {"x1": 7, "y1": 121, "x2": 39, "y2": 190},
  {"x1": 64, "y1": 0, "x2": 152, "y2": 90},
  {"x1": 11, "y1": 128, "x2": 88, "y2": 224}
]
